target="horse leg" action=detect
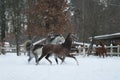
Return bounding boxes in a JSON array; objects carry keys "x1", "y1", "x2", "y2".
[
  {"x1": 67, "y1": 55, "x2": 79, "y2": 65},
  {"x1": 58, "y1": 56, "x2": 65, "y2": 63},
  {"x1": 28, "y1": 52, "x2": 33, "y2": 63},
  {"x1": 37, "y1": 54, "x2": 45, "y2": 65},
  {"x1": 45, "y1": 54, "x2": 52, "y2": 64},
  {"x1": 60, "y1": 56, "x2": 65, "y2": 64},
  {"x1": 55, "y1": 56, "x2": 65, "y2": 64},
  {"x1": 100, "y1": 51, "x2": 104, "y2": 58},
  {"x1": 104, "y1": 50, "x2": 107, "y2": 57},
  {"x1": 54, "y1": 56, "x2": 58, "y2": 64},
  {"x1": 98, "y1": 52, "x2": 101, "y2": 58},
  {"x1": 28, "y1": 56, "x2": 33, "y2": 63},
  {"x1": 27, "y1": 50, "x2": 31, "y2": 56},
  {"x1": 33, "y1": 53, "x2": 38, "y2": 64},
  {"x1": 103, "y1": 52, "x2": 107, "y2": 58},
  {"x1": 101, "y1": 53, "x2": 104, "y2": 58},
  {"x1": 58, "y1": 56, "x2": 64, "y2": 61},
  {"x1": 105, "y1": 52, "x2": 107, "y2": 57}
]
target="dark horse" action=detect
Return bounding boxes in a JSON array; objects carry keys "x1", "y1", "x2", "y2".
[
  {"x1": 36, "y1": 33, "x2": 79, "y2": 65},
  {"x1": 96, "y1": 41, "x2": 107, "y2": 58}
]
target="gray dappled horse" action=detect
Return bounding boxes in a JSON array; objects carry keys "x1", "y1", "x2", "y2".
[{"x1": 24, "y1": 34, "x2": 65, "y2": 64}]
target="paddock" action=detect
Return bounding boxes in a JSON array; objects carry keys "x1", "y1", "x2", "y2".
[
  {"x1": 0, "y1": 53, "x2": 120, "y2": 80},
  {"x1": 1, "y1": 33, "x2": 120, "y2": 56},
  {"x1": 87, "y1": 32, "x2": 120, "y2": 56}
]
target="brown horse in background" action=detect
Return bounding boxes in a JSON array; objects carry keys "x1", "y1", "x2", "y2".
[
  {"x1": 96, "y1": 41, "x2": 107, "y2": 58},
  {"x1": 36, "y1": 33, "x2": 79, "y2": 65}
]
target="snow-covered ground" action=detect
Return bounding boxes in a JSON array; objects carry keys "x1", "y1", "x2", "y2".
[{"x1": 0, "y1": 53, "x2": 120, "y2": 80}]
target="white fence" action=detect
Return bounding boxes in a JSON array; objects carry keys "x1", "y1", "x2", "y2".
[
  {"x1": 0, "y1": 45, "x2": 120, "y2": 56},
  {"x1": 105, "y1": 45, "x2": 120, "y2": 56},
  {"x1": 78, "y1": 45, "x2": 120, "y2": 56},
  {"x1": 0, "y1": 46, "x2": 24, "y2": 53}
]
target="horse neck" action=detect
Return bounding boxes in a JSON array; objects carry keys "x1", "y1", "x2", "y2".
[
  {"x1": 101, "y1": 45, "x2": 105, "y2": 48},
  {"x1": 99, "y1": 42, "x2": 105, "y2": 48},
  {"x1": 62, "y1": 34, "x2": 72, "y2": 50}
]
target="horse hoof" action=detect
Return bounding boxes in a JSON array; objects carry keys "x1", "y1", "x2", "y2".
[
  {"x1": 28, "y1": 62, "x2": 30, "y2": 64},
  {"x1": 36, "y1": 63, "x2": 39, "y2": 65},
  {"x1": 36, "y1": 62, "x2": 39, "y2": 65}
]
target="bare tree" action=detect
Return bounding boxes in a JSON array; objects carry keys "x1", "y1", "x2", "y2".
[
  {"x1": 27, "y1": 0, "x2": 74, "y2": 37},
  {"x1": 0, "y1": 0, "x2": 6, "y2": 54}
]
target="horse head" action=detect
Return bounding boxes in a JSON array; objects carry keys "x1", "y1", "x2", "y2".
[{"x1": 98, "y1": 40, "x2": 105, "y2": 48}]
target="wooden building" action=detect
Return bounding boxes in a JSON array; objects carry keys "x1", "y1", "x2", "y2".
[
  {"x1": 89, "y1": 33, "x2": 120, "y2": 46},
  {"x1": 88, "y1": 33, "x2": 120, "y2": 56}
]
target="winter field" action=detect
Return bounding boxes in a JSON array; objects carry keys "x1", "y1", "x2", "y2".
[{"x1": 0, "y1": 53, "x2": 120, "y2": 80}]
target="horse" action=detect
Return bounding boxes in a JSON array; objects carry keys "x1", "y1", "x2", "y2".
[
  {"x1": 23, "y1": 34, "x2": 65, "y2": 63},
  {"x1": 96, "y1": 41, "x2": 107, "y2": 58},
  {"x1": 36, "y1": 33, "x2": 79, "y2": 65}
]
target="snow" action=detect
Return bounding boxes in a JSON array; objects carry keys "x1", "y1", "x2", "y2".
[{"x1": 0, "y1": 53, "x2": 120, "y2": 80}]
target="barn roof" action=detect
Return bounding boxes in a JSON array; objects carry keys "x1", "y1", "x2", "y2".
[{"x1": 89, "y1": 32, "x2": 120, "y2": 40}]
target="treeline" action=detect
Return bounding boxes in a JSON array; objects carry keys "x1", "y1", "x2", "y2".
[
  {"x1": 73, "y1": 0, "x2": 120, "y2": 42},
  {"x1": 0, "y1": 0, "x2": 120, "y2": 55},
  {"x1": 0, "y1": 0, "x2": 73, "y2": 55}
]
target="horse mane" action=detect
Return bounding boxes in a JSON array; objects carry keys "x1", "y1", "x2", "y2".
[
  {"x1": 99, "y1": 41, "x2": 104, "y2": 47},
  {"x1": 49, "y1": 34, "x2": 60, "y2": 42},
  {"x1": 62, "y1": 33, "x2": 72, "y2": 50}
]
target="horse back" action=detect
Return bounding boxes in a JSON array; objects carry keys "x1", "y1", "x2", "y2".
[
  {"x1": 42, "y1": 44, "x2": 68, "y2": 55},
  {"x1": 96, "y1": 47, "x2": 107, "y2": 53},
  {"x1": 32, "y1": 44, "x2": 44, "y2": 52}
]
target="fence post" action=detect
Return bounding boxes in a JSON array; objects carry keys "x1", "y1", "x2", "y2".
[
  {"x1": 117, "y1": 45, "x2": 120, "y2": 56},
  {"x1": 77, "y1": 45, "x2": 81, "y2": 53},
  {"x1": 83, "y1": 46, "x2": 86, "y2": 55},
  {"x1": 0, "y1": 46, "x2": 1, "y2": 55},
  {"x1": 110, "y1": 44, "x2": 113, "y2": 56}
]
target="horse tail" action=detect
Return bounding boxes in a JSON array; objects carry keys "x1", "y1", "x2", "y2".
[{"x1": 23, "y1": 40, "x2": 33, "y2": 53}]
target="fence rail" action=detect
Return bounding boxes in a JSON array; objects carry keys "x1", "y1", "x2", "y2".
[
  {"x1": 0, "y1": 46, "x2": 24, "y2": 53},
  {"x1": 78, "y1": 45, "x2": 120, "y2": 56},
  {"x1": 1, "y1": 45, "x2": 120, "y2": 56}
]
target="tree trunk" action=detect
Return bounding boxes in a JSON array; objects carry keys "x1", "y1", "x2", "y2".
[{"x1": 0, "y1": 0, "x2": 6, "y2": 55}]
